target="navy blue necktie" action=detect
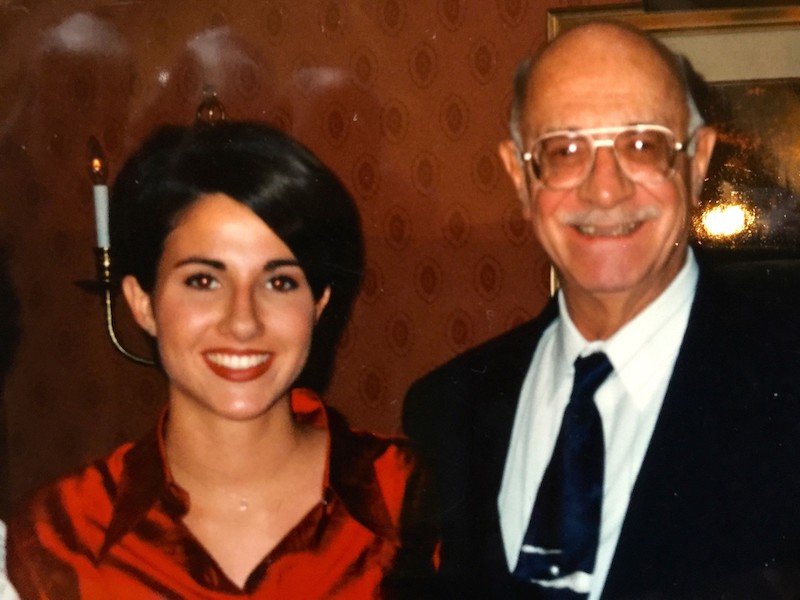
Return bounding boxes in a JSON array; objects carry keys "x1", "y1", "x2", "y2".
[{"x1": 513, "y1": 352, "x2": 613, "y2": 597}]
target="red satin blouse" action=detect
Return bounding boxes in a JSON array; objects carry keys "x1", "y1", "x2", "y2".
[{"x1": 7, "y1": 389, "x2": 416, "y2": 599}]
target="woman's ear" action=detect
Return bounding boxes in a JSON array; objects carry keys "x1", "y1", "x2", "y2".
[
  {"x1": 314, "y1": 287, "x2": 331, "y2": 323},
  {"x1": 121, "y1": 275, "x2": 157, "y2": 337}
]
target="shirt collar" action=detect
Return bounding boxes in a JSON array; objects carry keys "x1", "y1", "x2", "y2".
[
  {"x1": 556, "y1": 249, "x2": 699, "y2": 407},
  {"x1": 101, "y1": 388, "x2": 399, "y2": 557}
]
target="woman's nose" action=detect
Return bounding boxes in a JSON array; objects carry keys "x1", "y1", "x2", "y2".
[{"x1": 219, "y1": 287, "x2": 263, "y2": 340}]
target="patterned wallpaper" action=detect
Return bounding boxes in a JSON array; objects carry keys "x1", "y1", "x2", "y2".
[{"x1": 0, "y1": 0, "x2": 620, "y2": 507}]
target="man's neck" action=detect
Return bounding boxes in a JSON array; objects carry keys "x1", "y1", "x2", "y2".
[
  {"x1": 561, "y1": 265, "x2": 689, "y2": 342},
  {"x1": 563, "y1": 291, "x2": 658, "y2": 341}
]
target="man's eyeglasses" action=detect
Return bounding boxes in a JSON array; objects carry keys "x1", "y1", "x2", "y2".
[{"x1": 520, "y1": 124, "x2": 694, "y2": 190}]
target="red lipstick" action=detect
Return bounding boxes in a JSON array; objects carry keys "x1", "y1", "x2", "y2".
[{"x1": 202, "y1": 350, "x2": 272, "y2": 382}]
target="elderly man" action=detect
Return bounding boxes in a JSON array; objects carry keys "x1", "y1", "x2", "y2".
[{"x1": 403, "y1": 21, "x2": 800, "y2": 599}]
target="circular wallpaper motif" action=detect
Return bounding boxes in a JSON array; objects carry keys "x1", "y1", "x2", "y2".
[
  {"x1": 351, "y1": 46, "x2": 379, "y2": 91},
  {"x1": 360, "y1": 262, "x2": 384, "y2": 305},
  {"x1": 502, "y1": 203, "x2": 534, "y2": 246},
  {"x1": 473, "y1": 254, "x2": 503, "y2": 301},
  {"x1": 379, "y1": 0, "x2": 406, "y2": 36},
  {"x1": 446, "y1": 308, "x2": 475, "y2": 353},
  {"x1": 320, "y1": 1, "x2": 346, "y2": 37},
  {"x1": 497, "y1": 0, "x2": 527, "y2": 27},
  {"x1": 291, "y1": 54, "x2": 319, "y2": 97},
  {"x1": 412, "y1": 151, "x2": 440, "y2": 197},
  {"x1": 385, "y1": 204, "x2": 412, "y2": 251},
  {"x1": 262, "y1": 2, "x2": 288, "y2": 45},
  {"x1": 235, "y1": 61, "x2": 262, "y2": 100},
  {"x1": 469, "y1": 38, "x2": 497, "y2": 85},
  {"x1": 323, "y1": 101, "x2": 350, "y2": 147},
  {"x1": 266, "y1": 106, "x2": 292, "y2": 133},
  {"x1": 351, "y1": 153, "x2": 381, "y2": 198},
  {"x1": 205, "y1": 6, "x2": 229, "y2": 29},
  {"x1": 437, "y1": 0, "x2": 465, "y2": 31},
  {"x1": 381, "y1": 98, "x2": 410, "y2": 144},
  {"x1": 414, "y1": 257, "x2": 443, "y2": 303},
  {"x1": 408, "y1": 42, "x2": 438, "y2": 90},
  {"x1": 442, "y1": 204, "x2": 471, "y2": 249},
  {"x1": 386, "y1": 312, "x2": 415, "y2": 356},
  {"x1": 358, "y1": 364, "x2": 387, "y2": 408},
  {"x1": 472, "y1": 145, "x2": 501, "y2": 193},
  {"x1": 440, "y1": 95, "x2": 469, "y2": 141}
]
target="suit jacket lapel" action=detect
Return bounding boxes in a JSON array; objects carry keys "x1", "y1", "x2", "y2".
[
  {"x1": 470, "y1": 299, "x2": 559, "y2": 582},
  {"x1": 601, "y1": 269, "x2": 724, "y2": 597}
]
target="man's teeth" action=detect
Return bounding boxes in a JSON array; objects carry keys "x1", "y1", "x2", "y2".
[
  {"x1": 206, "y1": 353, "x2": 269, "y2": 370},
  {"x1": 577, "y1": 222, "x2": 639, "y2": 236}
]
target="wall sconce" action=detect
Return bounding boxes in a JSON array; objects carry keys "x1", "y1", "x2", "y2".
[
  {"x1": 80, "y1": 88, "x2": 227, "y2": 366},
  {"x1": 79, "y1": 137, "x2": 155, "y2": 366},
  {"x1": 196, "y1": 85, "x2": 226, "y2": 124}
]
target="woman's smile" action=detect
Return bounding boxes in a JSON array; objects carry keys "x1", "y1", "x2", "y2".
[{"x1": 203, "y1": 350, "x2": 273, "y2": 382}]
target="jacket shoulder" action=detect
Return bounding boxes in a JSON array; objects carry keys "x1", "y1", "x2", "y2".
[{"x1": 403, "y1": 307, "x2": 555, "y2": 444}]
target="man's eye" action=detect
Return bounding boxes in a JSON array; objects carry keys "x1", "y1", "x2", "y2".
[
  {"x1": 185, "y1": 273, "x2": 219, "y2": 289},
  {"x1": 631, "y1": 138, "x2": 655, "y2": 153},
  {"x1": 267, "y1": 275, "x2": 298, "y2": 292},
  {"x1": 625, "y1": 132, "x2": 665, "y2": 155},
  {"x1": 544, "y1": 139, "x2": 583, "y2": 162}
]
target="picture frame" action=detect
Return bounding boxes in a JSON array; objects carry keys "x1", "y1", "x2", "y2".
[
  {"x1": 547, "y1": 5, "x2": 800, "y2": 82},
  {"x1": 546, "y1": 5, "x2": 800, "y2": 259}
]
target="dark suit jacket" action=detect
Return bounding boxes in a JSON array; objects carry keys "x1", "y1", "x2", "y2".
[{"x1": 402, "y1": 258, "x2": 800, "y2": 599}]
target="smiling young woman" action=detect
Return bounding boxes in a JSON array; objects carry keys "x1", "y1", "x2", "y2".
[{"x1": 6, "y1": 122, "x2": 427, "y2": 598}]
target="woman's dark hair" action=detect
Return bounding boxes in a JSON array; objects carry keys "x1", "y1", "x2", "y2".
[{"x1": 110, "y1": 121, "x2": 364, "y2": 391}]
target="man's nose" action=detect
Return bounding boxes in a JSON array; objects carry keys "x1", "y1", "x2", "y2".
[{"x1": 577, "y1": 146, "x2": 635, "y2": 205}]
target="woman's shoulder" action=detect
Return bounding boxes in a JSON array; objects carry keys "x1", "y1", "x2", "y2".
[
  {"x1": 327, "y1": 406, "x2": 414, "y2": 470},
  {"x1": 326, "y1": 407, "x2": 417, "y2": 522},
  {"x1": 8, "y1": 440, "x2": 137, "y2": 552}
]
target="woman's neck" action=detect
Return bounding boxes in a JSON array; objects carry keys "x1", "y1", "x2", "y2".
[
  {"x1": 163, "y1": 393, "x2": 329, "y2": 588},
  {"x1": 164, "y1": 395, "x2": 308, "y2": 494}
]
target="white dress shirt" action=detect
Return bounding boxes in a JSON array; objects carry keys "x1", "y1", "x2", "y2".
[
  {"x1": 0, "y1": 521, "x2": 19, "y2": 600},
  {"x1": 499, "y1": 250, "x2": 699, "y2": 599}
]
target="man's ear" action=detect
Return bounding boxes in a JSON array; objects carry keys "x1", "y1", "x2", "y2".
[
  {"x1": 314, "y1": 286, "x2": 331, "y2": 323},
  {"x1": 498, "y1": 139, "x2": 533, "y2": 217},
  {"x1": 689, "y1": 125, "x2": 717, "y2": 205},
  {"x1": 121, "y1": 275, "x2": 157, "y2": 337}
]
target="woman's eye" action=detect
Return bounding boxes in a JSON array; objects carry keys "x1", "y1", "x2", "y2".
[
  {"x1": 185, "y1": 273, "x2": 219, "y2": 290},
  {"x1": 267, "y1": 275, "x2": 298, "y2": 292}
]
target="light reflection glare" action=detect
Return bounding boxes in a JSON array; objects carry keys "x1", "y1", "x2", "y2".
[{"x1": 699, "y1": 203, "x2": 754, "y2": 238}]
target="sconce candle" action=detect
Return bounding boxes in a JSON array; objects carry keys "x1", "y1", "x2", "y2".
[
  {"x1": 87, "y1": 137, "x2": 110, "y2": 248},
  {"x1": 92, "y1": 184, "x2": 110, "y2": 248}
]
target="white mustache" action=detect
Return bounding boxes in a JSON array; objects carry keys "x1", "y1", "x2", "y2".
[{"x1": 560, "y1": 205, "x2": 660, "y2": 229}]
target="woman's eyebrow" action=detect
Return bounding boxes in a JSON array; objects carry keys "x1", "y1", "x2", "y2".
[
  {"x1": 174, "y1": 257, "x2": 224, "y2": 270},
  {"x1": 172, "y1": 257, "x2": 301, "y2": 271},
  {"x1": 265, "y1": 258, "x2": 301, "y2": 271}
]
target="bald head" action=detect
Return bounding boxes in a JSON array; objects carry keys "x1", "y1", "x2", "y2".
[{"x1": 509, "y1": 22, "x2": 702, "y2": 147}]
